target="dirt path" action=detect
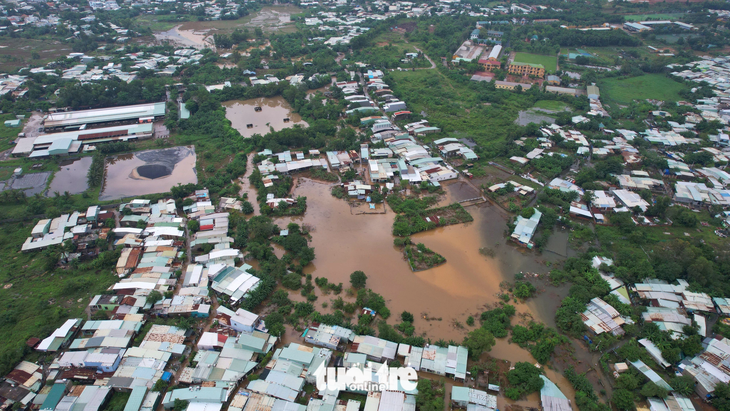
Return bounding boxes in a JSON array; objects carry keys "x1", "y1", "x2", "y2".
[
  {"x1": 239, "y1": 152, "x2": 261, "y2": 215},
  {"x1": 412, "y1": 45, "x2": 436, "y2": 69}
]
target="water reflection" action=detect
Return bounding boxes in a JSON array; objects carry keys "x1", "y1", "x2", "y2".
[
  {"x1": 46, "y1": 157, "x2": 92, "y2": 196},
  {"x1": 223, "y1": 97, "x2": 307, "y2": 138},
  {"x1": 99, "y1": 146, "x2": 197, "y2": 201}
]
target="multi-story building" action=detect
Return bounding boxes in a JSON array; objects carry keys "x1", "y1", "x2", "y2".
[{"x1": 508, "y1": 62, "x2": 545, "y2": 78}]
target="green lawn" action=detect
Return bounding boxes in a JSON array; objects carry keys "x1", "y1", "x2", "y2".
[
  {"x1": 533, "y1": 100, "x2": 571, "y2": 111},
  {"x1": 600, "y1": 74, "x2": 687, "y2": 105},
  {"x1": 513, "y1": 52, "x2": 557, "y2": 73},
  {"x1": 0, "y1": 113, "x2": 25, "y2": 152}
]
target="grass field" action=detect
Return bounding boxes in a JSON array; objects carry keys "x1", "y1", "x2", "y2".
[
  {"x1": 0, "y1": 113, "x2": 24, "y2": 152},
  {"x1": 513, "y1": 52, "x2": 557, "y2": 73},
  {"x1": 0, "y1": 37, "x2": 72, "y2": 72},
  {"x1": 601, "y1": 74, "x2": 687, "y2": 104},
  {"x1": 624, "y1": 14, "x2": 683, "y2": 21},
  {"x1": 133, "y1": 14, "x2": 191, "y2": 32},
  {"x1": 0, "y1": 223, "x2": 118, "y2": 375},
  {"x1": 388, "y1": 69, "x2": 532, "y2": 145},
  {"x1": 533, "y1": 100, "x2": 571, "y2": 111}
]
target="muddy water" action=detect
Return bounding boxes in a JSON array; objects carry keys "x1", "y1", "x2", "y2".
[
  {"x1": 287, "y1": 178, "x2": 563, "y2": 335},
  {"x1": 154, "y1": 25, "x2": 211, "y2": 49},
  {"x1": 251, "y1": 177, "x2": 577, "y2": 402},
  {"x1": 223, "y1": 98, "x2": 308, "y2": 138},
  {"x1": 46, "y1": 157, "x2": 92, "y2": 196},
  {"x1": 99, "y1": 146, "x2": 198, "y2": 201}
]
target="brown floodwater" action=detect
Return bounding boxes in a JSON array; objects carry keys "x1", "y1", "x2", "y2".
[
  {"x1": 250, "y1": 176, "x2": 578, "y2": 403},
  {"x1": 223, "y1": 98, "x2": 308, "y2": 138},
  {"x1": 99, "y1": 146, "x2": 198, "y2": 201},
  {"x1": 46, "y1": 156, "x2": 92, "y2": 196},
  {"x1": 285, "y1": 178, "x2": 567, "y2": 335}
]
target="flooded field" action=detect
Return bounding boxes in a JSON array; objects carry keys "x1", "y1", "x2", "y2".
[
  {"x1": 224, "y1": 97, "x2": 307, "y2": 138},
  {"x1": 46, "y1": 157, "x2": 92, "y2": 196},
  {"x1": 153, "y1": 6, "x2": 301, "y2": 48},
  {"x1": 154, "y1": 26, "x2": 212, "y2": 49},
  {"x1": 99, "y1": 146, "x2": 197, "y2": 201}
]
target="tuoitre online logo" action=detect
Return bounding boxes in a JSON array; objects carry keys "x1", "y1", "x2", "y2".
[{"x1": 312, "y1": 363, "x2": 418, "y2": 392}]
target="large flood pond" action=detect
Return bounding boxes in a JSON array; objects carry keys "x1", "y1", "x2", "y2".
[
  {"x1": 285, "y1": 179, "x2": 568, "y2": 334},
  {"x1": 223, "y1": 97, "x2": 308, "y2": 138},
  {"x1": 99, "y1": 146, "x2": 197, "y2": 201},
  {"x1": 46, "y1": 157, "x2": 92, "y2": 196},
  {"x1": 271, "y1": 178, "x2": 578, "y2": 406}
]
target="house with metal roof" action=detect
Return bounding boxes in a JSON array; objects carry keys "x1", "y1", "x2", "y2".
[
  {"x1": 210, "y1": 265, "x2": 261, "y2": 305},
  {"x1": 37, "y1": 319, "x2": 82, "y2": 352},
  {"x1": 163, "y1": 387, "x2": 229, "y2": 408},
  {"x1": 352, "y1": 336, "x2": 398, "y2": 362},
  {"x1": 40, "y1": 383, "x2": 69, "y2": 411},
  {"x1": 56, "y1": 385, "x2": 111, "y2": 411},
  {"x1": 540, "y1": 375, "x2": 571, "y2": 411},
  {"x1": 582, "y1": 297, "x2": 626, "y2": 336},
  {"x1": 451, "y1": 386, "x2": 497, "y2": 411},
  {"x1": 630, "y1": 360, "x2": 673, "y2": 391},
  {"x1": 419, "y1": 344, "x2": 468, "y2": 380},
  {"x1": 511, "y1": 209, "x2": 542, "y2": 248},
  {"x1": 304, "y1": 324, "x2": 354, "y2": 350}
]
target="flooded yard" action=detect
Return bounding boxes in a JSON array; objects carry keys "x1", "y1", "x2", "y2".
[
  {"x1": 46, "y1": 157, "x2": 92, "y2": 196},
  {"x1": 99, "y1": 146, "x2": 197, "y2": 201},
  {"x1": 224, "y1": 97, "x2": 307, "y2": 138}
]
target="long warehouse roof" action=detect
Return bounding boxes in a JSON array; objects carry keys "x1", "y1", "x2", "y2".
[
  {"x1": 34, "y1": 123, "x2": 154, "y2": 146},
  {"x1": 44, "y1": 102, "x2": 166, "y2": 128}
]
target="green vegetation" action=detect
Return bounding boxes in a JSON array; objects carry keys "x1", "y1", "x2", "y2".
[
  {"x1": 0, "y1": 223, "x2": 119, "y2": 376},
  {"x1": 415, "y1": 379, "x2": 445, "y2": 411},
  {"x1": 623, "y1": 14, "x2": 683, "y2": 21},
  {"x1": 392, "y1": 203, "x2": 473, "y2": 236},
  {"x1": 533, "y1": 100, "x2": 571, "y2": 111},
  {"x1": 506, "y1": 362, "x2": 544, "y2": 400},
  {"x1": 511, "y1": 322, "x2": 568, "y2": 364},
  {"x1": 462, "y1": 327, "x2": 496, "y2": 358},
  {"x1": 0, "y1": 113, "x2": 24, "y2": 152},
  {"x1": 513, "y1": 52, "x2": 558, "y2": 73},
  {"x1": 350, "y1": 270, "x2": 367, "y2": 289},
  {"x1": 480, "y1": 305, "x2": 515, "y2": 338},
  {"x1": 394, "y1": 237, "x2": 446, "y2": 271},
  {"x1": 601, "y1": 74, "x2": 688, "y2": 105}
]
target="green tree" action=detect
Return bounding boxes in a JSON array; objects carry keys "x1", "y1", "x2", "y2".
[
  {"x1": 640, "y1": 382, "x2": 668, "y2": 399},
  {"x1": 463, "y1": 328, "x2": 495, "y2": 358},
  {"x1": 612, "y1": 389, "x2": 636, "y2": 411},
  {"x1": 146, "y1": 290, "x2": 163, "y2": 306},
  {"x1": 350, "y1": 270, "x2": 367, "y2": 289},
  {"x1": 173, "y1": 400, "x2": 189, "y2": 411},
  {"x1": 401, "y1": 311, "x2": 414, "y2": 323},
  {"x1": 669, "y1": 376, "x2": 695, "y2": 396}
]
